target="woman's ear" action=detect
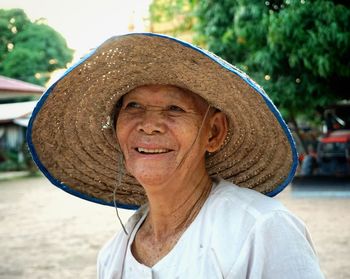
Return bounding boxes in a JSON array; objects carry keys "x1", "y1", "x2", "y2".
[{"x1": 206, "y1": 111, "x2": 228, "y2": 153}]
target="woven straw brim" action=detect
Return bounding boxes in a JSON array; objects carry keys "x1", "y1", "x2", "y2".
[{"x1": 28, "y1": 33, "x2": 298, "y2": 209}]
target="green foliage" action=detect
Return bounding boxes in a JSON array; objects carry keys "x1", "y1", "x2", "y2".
[
  {"x1": 195, "y1": 0, "x2": 350, "y2": 120},
  {"x1": 0, "y1": 9, "x2": 74, "y2": 86},
  {"x1": 150, "y1": 0, "x2": 350, "y2": 122},
  {"x1": 264, "y1": 0, "x2": 349, "y2": 113},
  {"x1": 0, "y1": 149, "x2": 25, "y2": 171},
  {"x1": 0, "y1": 142, "x2": 38, "y2": 172},
  {"x1": 150, "y1": 0, "x2": 198, "y2": 35}
]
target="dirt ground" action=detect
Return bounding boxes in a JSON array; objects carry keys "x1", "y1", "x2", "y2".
[{"x1": 0, "y1": 176, "x2": 349, "y2": 278}]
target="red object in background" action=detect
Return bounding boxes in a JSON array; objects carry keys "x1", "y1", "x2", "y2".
[{"x1": 321, "y1": 131, "x2": 350, "y2": 144}]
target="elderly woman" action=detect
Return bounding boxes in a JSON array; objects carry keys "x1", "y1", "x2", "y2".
[{"x1": 28, "y1": 34, "x2": 324, "y2": 278}]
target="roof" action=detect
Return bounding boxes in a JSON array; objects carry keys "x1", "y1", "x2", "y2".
[
  {"x1": 0, "y1": 101, "x2": 37, "y2": 124},
  {"x1": 0, "y1": 75, "x2": 45, "y2": 94}
]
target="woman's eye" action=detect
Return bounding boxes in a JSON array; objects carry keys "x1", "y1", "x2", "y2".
[
  {"x1": 167, "y1": 105, "x2": 185, "y2": 112},
  {"x1": 124, "y1": 102, "x2": 142, "y2": 109}
]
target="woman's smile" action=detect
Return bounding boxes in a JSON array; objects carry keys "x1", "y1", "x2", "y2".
[
  {"x1": 136, "y1": 147, "x2": 171, "y2": 154},
  {"x1": 131, "y1": 145, "x2": 175, "y2": 159}
]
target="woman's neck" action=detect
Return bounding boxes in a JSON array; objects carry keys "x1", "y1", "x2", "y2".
[
  {"x1": 131, "y1": 171, "x2": 213, "y2": 267},
  {"x1": 143, "y1": 172, "x2": 212, "y2": 240}
]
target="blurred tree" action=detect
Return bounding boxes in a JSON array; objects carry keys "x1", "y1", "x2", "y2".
[
  {"x1": 149, "y1": 0, "x2": 198, "y2": 38},
  {"x1": 195, "y1": 0, "x2": 350, "y2": 119},
  {"x1": 0, "y1": 9, "x2": 73, "y2": 86},
  {"x1": 150, "y1": 0, "x2": 350, "y2": 153}
]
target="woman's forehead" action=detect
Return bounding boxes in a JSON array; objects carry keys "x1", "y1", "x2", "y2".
[{"x1": 123, "y1": 85, "x2": 208, "y2": 108}]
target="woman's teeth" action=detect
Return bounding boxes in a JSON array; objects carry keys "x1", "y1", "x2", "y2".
[{"x1": 137, "y1": 147, "x2": 169, "y2": 154}]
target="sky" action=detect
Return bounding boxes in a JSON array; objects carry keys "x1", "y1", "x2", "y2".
[{"x1": 0, "y1": 0, "x2": 152, "y2": 64}]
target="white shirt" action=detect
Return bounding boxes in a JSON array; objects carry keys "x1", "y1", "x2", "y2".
[{"x1": 97, "y1": 179, "x2": 324, "y2": 279}]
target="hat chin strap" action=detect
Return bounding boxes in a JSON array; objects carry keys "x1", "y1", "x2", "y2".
[
  {"x1": 114, "y1": 154, "x2": 129, "y2": 235},
  {"x1": 175, "y1": 104, "x2": 212, "y2": 171}
]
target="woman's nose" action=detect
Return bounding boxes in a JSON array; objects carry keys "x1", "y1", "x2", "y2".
[{"x1": 136, "y1": 110, "x2": 166, "y2": 135}]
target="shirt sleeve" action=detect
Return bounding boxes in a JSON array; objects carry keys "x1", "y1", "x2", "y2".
[{"x1": 226, "y1": 210, "x2": 325, "y2": 279}]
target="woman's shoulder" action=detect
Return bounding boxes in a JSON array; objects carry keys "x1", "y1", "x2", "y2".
[
  {"x1": 205, "y1": 177, "x2": 307, "y2": 235},
  {"x1": 206, "y1": 179, "x2": 324, "y2": 279},
  {"x1": 209, "y1": 178, "x2": 289, "y2": 219}
]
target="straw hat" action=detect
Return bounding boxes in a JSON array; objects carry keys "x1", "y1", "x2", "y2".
[{"x1": 27, "y1": 33, "x2": 298, "y2": 209}]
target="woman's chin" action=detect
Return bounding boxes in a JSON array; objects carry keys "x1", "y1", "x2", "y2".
[
  {"x1": 136, "y1": 174, "x2": 170, "y2": 187},
  {"x1": 130, "y1": 168, "x2": 176, "y2": 188},
  {"x1": 126, "y1": 159, "x2": 177, "y2": 183}
]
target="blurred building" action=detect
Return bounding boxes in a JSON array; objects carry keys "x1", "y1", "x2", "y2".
[
  {"x1": 0, "y1": 75, "x2": 44, "y2": 170},
  {"x1": 0, "y1": 75, "x2": 43, "y2": 103}
]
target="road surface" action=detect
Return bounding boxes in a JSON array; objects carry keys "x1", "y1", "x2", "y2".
[{"x1": 0, "y1": 176, "x2": 349, "y2": 278}]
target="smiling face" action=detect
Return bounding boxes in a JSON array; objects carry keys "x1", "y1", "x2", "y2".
[{"x1": 116, "y1": 85, "x2": 227, "y2": 188}]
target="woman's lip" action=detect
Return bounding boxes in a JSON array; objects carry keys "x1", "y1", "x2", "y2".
[
  {"x1": 136, "y1": 147, "x2": 170, "y2": 154},
  {"x1": 130, "y1": 148, "x2": 175, "y2": 159},
  {"x1": 134, "y1": 147, "x2": 174, "y2": 154}
]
